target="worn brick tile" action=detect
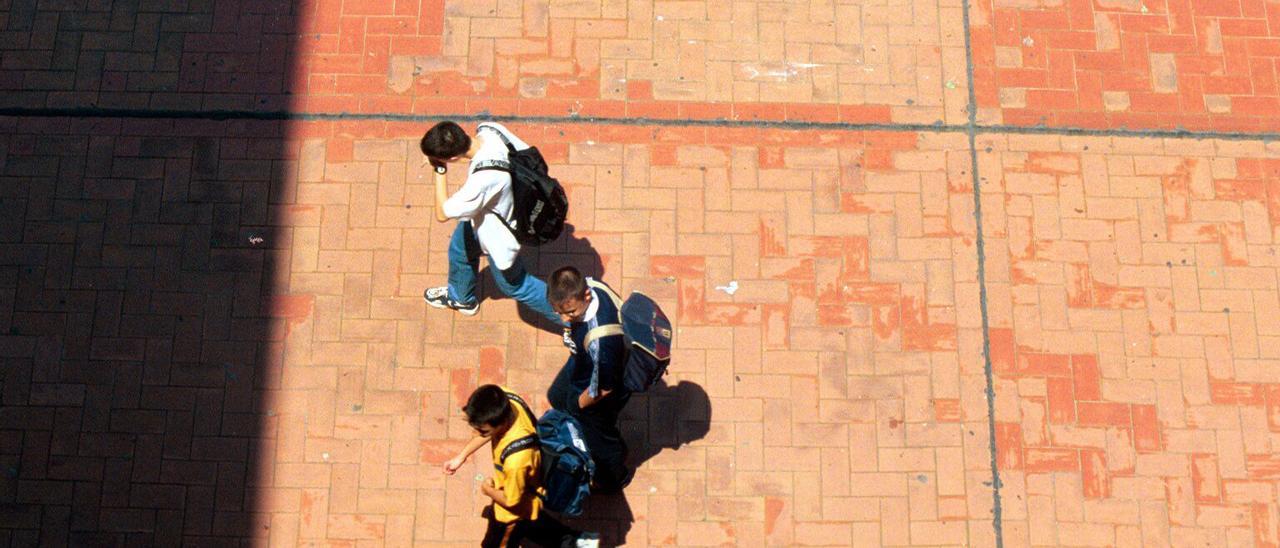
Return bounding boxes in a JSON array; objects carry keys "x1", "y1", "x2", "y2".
[
  {"x1": 971, "y1": 0, "x2": 1280, "y2": 130},
  {"x1": 984, "y1": 135, "x2": 1280, "y2": 547}
]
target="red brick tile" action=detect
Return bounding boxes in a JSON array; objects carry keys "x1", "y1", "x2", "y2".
[
  {"x1": 973, "y1": 0, "x2": 1280, "y2": 129},
  {"x1": 22, "y1": 38, "x2": 1280, "y2": 545},
  {"x1": 987, "y1": 137, "x2": 1280, "y2": 545}
]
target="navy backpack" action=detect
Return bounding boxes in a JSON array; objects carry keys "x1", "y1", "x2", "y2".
[
  {"x1": 584, "y1": 281, "x2": 674, "y2": 392},
  {"x1": 502, "y1": 394, "x2": 595, "y2": 516}
]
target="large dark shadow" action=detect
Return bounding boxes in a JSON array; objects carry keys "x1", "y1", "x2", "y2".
[
  {"x1": 0, "y1": 2, "x2": 295, "y2": 545},
  {"x1": 624, "y1": 380, "x2": 711, "y2": 470},
  {"x1": 480, "y1": 223, "x2": 604, "y2": 334},
  {"x1": 566, "y1": 379, "x2": 710, "y2": 546}
]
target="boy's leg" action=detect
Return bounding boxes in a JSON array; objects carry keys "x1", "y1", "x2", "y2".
[
  {"x1": 578, "y1": 391, "x2": 634, "y2": 493},
  {"x1": 524, "y1": 513, "x2": 591, "y2": 548},
  {"x1": 578, "y1": 417, "x2": 631, "y2": 494},
  {"x1": 489, "y1": 257, "x2": 563, "y2": 326},
  {"x1": 426, "y1": 222, "x2": 481, "y2": 314},
  {"x1": 446, "y1": 222, "x2": 482, "y2": 304},
  {"x1": 480, "y1": 509, "x2": 522, "y2": 548}
]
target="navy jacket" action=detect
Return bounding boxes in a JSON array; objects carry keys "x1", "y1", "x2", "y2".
[{"x1": 565, "y1": 279, "x2": 627, "y2": 398}]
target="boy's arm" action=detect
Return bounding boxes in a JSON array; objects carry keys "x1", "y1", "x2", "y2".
[
  {"x1": 481, "y1": 461, "x2": 532, "y2": 507},
  {"x1": 578, "y1": 333, "x2": 626, "y2": 409},
  {"x1": 441, "y1": 434, "x2": 490, "y2": 475},
  {"x1": 479, "y1": 477, "x2": 510, "y2": 505},
  {"x1": 438, "y1": 170, "x2": 503, "y2": 224},
  {"x1": 433, "y1": 170, "x2": 450, "y2": 222},
  {"x1": 577, "y1": 386, "x2": 610, "y2": 409}
]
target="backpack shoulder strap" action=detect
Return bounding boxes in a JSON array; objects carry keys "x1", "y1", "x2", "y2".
[
  {"x1": 584, "y1": 323, "x2": 624, "y2": 348},
  {"x1": 494, "y1": 392, "x2": 539, "y2": 471},
  {"x1": 585, "y1": 279, "x2": 623, "y2": 309},
  {"x1": 582, "y1": 280, "x2": 625, "y2": 349},
  {"x1": 506, "y1": 392, "x2": 537, "y2": 426},
  {"x1": 477, "y1": 124, "x2": 517, "y2": 153},
  {"x1": 471, "y1": 159, "x2": 510, "y2": 172},
  {"x1": 496, "y1": 434, "x2": 539, "y2": 470},
  {"x1": 470, "y1": 160, "x2": 520, "y2": 237}
]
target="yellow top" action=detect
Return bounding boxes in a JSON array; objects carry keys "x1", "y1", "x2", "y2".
[{"x1": 490, "y1": 388, "x2": 541, "y2": 523}]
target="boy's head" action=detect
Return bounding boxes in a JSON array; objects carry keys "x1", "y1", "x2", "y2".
[
  {"x1": 548, "y1": 266, "x2": 591, "y2": 324},
  {"x1": 462, "y1": 384, "x2": 514, "y2": 438},
  {"x1": 420, "y1": 121, "x2": 471, "y2": 165}
]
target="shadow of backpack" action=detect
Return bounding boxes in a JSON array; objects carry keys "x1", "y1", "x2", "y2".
[
  {"x1": 502, "y1": 393, "x2": 595, "y2": 517},
  {"x1": 583, "y1": 280, "x2": 674, "y2": 392},
  {"x1": 472, "y1": 124, "x2": 569, "y2": 246}
]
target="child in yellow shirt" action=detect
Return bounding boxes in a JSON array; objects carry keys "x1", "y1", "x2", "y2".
[{"x1": 443, "y1": 385, "x2": 599, "y2": 548}]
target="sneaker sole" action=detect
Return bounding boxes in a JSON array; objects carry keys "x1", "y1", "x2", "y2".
[{"x1": 424, "y1": 294, "x2": 479, "y2": 316}]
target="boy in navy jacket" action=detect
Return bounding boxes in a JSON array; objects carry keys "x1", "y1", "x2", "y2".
[{"x1": 544, "y1": 266, "x2": 634, "y2": 493}]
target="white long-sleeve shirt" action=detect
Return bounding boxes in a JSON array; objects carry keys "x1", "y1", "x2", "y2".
[{"x1": 441, "y1": 122, "x2": 529, "y2": 270}]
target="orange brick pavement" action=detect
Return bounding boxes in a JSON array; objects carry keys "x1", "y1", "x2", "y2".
[
  {"x1": 2, "y1": 0, "x2": 1280, "y2": 547},
  {"x1": 971, "y1": 0, "x2": 1280, "y2": 131},
  {"x1": 976, "y1": 135, "x2": 1280, "y2": 547},
  {"x1": 264, "y1": 123, "x2": 992, "y2": 546}
]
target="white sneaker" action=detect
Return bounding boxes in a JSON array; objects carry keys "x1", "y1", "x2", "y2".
[
  {"x1": 575, "y1": 532, "x2": 600, "y2": 548},
  {"x1": 423, "y1": 286, "x2": 479, "y2": 316}
]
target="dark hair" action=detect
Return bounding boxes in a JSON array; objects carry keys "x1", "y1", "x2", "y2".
[
  {"x1": 420, "y1": 121, "x2": 470, "y2": 160},
  {"x1": 463, "y1": 384, "x2": 513, "y2": 428},
  {"x1": 547, "y1": 266, "x2": 588, "y2": 305}
]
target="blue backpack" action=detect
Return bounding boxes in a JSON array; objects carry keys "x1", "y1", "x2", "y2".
[
  {"x1": 502, "y1": 395, "x2": 595, "y2": 517},
  {"x1": 584, "y1": 281, "x2": 673, "y2": 392}
]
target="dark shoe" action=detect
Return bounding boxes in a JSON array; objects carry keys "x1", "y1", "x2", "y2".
[{"x1": 423, "y1": 286, "x2": 478, "y2": 316}]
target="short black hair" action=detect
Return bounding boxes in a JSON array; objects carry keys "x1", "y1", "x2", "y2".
[
  {"x1": 547, "y1": 266, "x2": 588, "y2": 305},
  {"x1": 420, "y1": 121, "x2": 470, "y2": 160},
  {"x1": 463, "y1": 384, "x2": 513, "y2": 428}
]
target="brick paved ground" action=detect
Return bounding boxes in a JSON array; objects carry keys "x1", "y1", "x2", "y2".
[
  {"x1": 971, "y1": 0, "x2": 1280, "y2": 131},
  {"x1": 2, "y1": 1, "x2": 1280, "y2": 547},
  {"x1": 977, "y1": 135, "x2": 1280, "y2": 547}
]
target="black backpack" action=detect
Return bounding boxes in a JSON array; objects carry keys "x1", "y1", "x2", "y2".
[{"x1": 472, "y1": 125, "x2": 569, "y2": 246}]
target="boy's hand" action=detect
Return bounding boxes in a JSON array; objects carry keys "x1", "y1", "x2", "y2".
[
  {"x1": 442, "y1": 455, "x2": 466, "y2": 475},
  {"x1": 479, "y1": 477, "x2": 502, "y2": 501},
  {"x1": 432, "y1": 162, "x2": 450, "y2": 223},
  {"x1": 578, "y1": 387, "x2": 612, "y2": 409}
]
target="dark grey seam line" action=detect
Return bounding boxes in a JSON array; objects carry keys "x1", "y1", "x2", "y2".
[
  {"x1": 4, "y1": 106, "x2": 1280, "y2": 142},
  {"x1": 0, "y1": 106, "x2": 963, "y2": 134},
  {"x1": 960, "y1": 0, "x2": 1004, "y2": 545},
  {"x1": 980, "y1": 123, "x2": 1279, "y2": 142}
]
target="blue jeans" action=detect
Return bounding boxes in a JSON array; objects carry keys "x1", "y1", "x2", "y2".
[{"x1": 446, "y1": 221, "x2": 562, "y2": 326}]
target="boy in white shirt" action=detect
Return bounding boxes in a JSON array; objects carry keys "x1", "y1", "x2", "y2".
[{"x1": 419, "y1": 121, "x2": 561, "y2": 326}]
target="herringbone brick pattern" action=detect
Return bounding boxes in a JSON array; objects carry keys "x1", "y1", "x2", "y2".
[
  {"x1": 267, "y1": 122, "x2": 989, "y2": 545},
  {"x1": 971, "y1": 0, "x2": 1280, "y2": 131},
  {"x1": 365, "y1": 0, "x2": 968, "y2": 124},
  {"x1": 0, "y1": 1, "x2": 295, "y2": 111},
  {"x1": 977, "y1": 135, "x2": 1280, "y2": 547},
  {"x1": 3, "y1": 0, "x2": 1280, "y2": 547},
  {"x1": 0, "y1": 117, "x2": 287, "y2": 545},
  {"x1": 0, "y1": 0, "x2": 970, "y2": 124}
]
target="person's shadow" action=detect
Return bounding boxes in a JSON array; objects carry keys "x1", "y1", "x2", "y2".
[
  {"x1": 567, "y1": 379, "x2": 711, "y2": 546},
  {"x1": 624, "y1": 379, "x2": 711, "y2": 469},
  {"x1": 478, "y1": 223, "x2": 603, "y2": 334}
]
